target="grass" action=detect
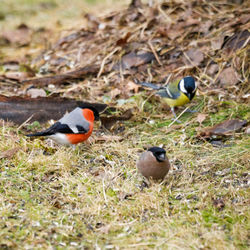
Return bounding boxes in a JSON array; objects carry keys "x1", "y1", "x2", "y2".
[
  {"x1": 0, "y1": 0, "x2": 249, "y2": 249},
  {"x1": 0, "y1": 97, "x2": 249, "y2": 249}
]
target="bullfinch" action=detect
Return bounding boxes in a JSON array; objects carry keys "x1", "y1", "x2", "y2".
[
  {"x1": 26, "y1": 106, "x2": 99, "y2": 145},
  {"x1": 137, "y1": 147, "x2": 170, "y2": 180},
  {"x1": 138, "y1": 76, "x2": 197, "y2": 119}
]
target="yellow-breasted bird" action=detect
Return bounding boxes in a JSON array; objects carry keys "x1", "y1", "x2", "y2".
[{"x1": 137, "y1": 76, "x2": 197, "y2": 119}]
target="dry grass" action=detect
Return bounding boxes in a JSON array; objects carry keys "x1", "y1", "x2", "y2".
[
  {"x1": 0, "y1": 0, "x2": 249, "y2": 249},
  {"x1": 0, "y1": 98, "x2": 249, "y2": 249}
]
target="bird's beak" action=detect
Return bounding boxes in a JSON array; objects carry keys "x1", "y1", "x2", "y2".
[{"x1": 187, "y1": 92, "x2": 195, "y2": 100}]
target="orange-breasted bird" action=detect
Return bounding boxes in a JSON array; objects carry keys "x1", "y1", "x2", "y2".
[{"x1": 26, "y1": 106, "x2": 99, "y2": 145}]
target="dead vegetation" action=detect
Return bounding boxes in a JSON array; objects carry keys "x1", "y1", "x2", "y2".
[{"x1": 0, "y1": 0, "x2": 249, "y2": 249}]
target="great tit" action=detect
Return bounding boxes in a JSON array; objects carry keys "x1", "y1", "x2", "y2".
[
  {"x1": 27, "y1": 106, "x2": 99, "y2": 145},
  {"x1": 138, "y1": 76, "x2": 197, "y2": 119},
  {"x1": 137, "y1": 147, "x2": 170, "y2": 180}
]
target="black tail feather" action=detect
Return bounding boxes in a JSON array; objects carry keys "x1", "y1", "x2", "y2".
[{"x1": 26, "y1": 131, "x2": 52, "y2": 137}]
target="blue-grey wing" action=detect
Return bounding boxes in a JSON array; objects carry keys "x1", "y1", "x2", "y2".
[
  {"x1": 156, "y1": 86, "x2": 180, "y2": 99},
  {"x1": 59, "y1": 107, "x2": 90, "y2": 133}
]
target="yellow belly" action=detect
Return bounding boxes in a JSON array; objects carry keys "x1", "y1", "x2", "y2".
[{"x1": 162, "y1": 93, "x2": 190, "y2": 107}]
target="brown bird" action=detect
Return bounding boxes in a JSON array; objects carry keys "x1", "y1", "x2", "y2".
[{"x1": 137, "y1": 147, "x2": 170, "y2": 180}]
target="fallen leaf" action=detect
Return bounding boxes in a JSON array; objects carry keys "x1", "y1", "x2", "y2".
[
  {"x1": 0, "y1": 24, "x2": 32, "y2": 45},
  {"x1": 116, "y1": 32, "x2": 131, "y2": 46},
  {"x1": 207, "y1": 64, "x2": 219, "y2": 75},
  {"x1": 245, "y1": 126, "x2": 250, "y2": 135},
  {"x1": 113, "y1": 51, "x2": 155, "y2": 70},
  {"x1": 199, "y1": 20, "x2": 213, "y2": 34},
  {"x1": 22, "y1": 65, "x2": 100, "y2": 86},
  {"x1": 100, "y1": 109, "x2": 133, "y2": 130},
  {"x1": 4, "y1": 71, "x2": 34, "y2": 81},
  {"x1": 222, "y1": 30, "x2": 250, "y2": 53},
  {"x1": 199, "y1": 119, "x2": 247, "y2": 138},
  {"x1": 126, "y1": 80, "x2": 139, "y2": 93},
  {"x1": 184, "y1": 48, "x2": 204, "y2": 66},
  {"x1": 218, "y1": 67, "x2": 239, "y2": 85},
  {"x1": 27, "y1": 88, "x2": 47, "y2": 98},
  {"x1": 211, "y1": 36, "x2": 225, "y2": 50},
  {"x1": 84, "y1": 13, "x2": 100, "y2": 30},
  {"x1": 196, "y1": 113, "x2": 207, "y2": 125},
  {"x1": 0, "y1": 147, "x2": 20, "y2": 159},
  {"x1": 110, "y1": 88, "x2": 121, "y2": 99}
]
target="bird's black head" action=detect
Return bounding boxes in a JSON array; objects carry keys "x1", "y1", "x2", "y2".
[
  {"x1": 80, "y1": 105, "x2": 100, "y2": 120},
  {"x1": 178, "y1": 76, "x2": 197, "y2": 100},
  {"x1": 148, "y1": 147, "x2": 166, "y2": 162}
]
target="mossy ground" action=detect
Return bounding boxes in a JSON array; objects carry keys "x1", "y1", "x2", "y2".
[{"x1": 0, "y1": 0, "x2": 249, "y2": 249}]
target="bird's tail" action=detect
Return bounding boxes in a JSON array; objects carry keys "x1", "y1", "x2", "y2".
[
  {"x1": 135, "y1": 81, "x2": 162, "y2": 90},
  {"x1": 26, "y1": 131, "x2": 52, "y2": 137}
]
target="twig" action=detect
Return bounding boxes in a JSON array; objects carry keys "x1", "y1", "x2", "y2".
[
  {"x1": 102, "y1": 178, "x2": 107, "y2": 203},
  {"x1": 168, "y1": 107, "x2": 189, "y2": 127},
  {"x1": 148, "y1": 41, "x2": 162, "y2": 66},
  {"x1": 17, "y1": 114, "x2": 34, "y2": 131},
  {"x1": 97, "y1": 47, "x2": 119, "y2": 78}
]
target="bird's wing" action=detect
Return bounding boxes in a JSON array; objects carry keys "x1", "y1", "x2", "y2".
[
  {"x1": 59, "y1": 107, "x2": 90, "y2": 134},
  {"x1": 26, "y1": 122, "x2": 88, "y2": 137},
  {"x1": 156, "y1": 79, "x2": 180, "y2": 99}
]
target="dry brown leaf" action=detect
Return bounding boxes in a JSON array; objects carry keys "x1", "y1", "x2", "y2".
[
  {"x1": 184, "y1": 48, "x2": 204, "y2": 67},
  {"x1": 222, "y1": 30, "x2": 250, "y2": 52},
  {"x1": 207, "y1": 64, "x2": 219, "y2": 75},
  {"x1": 113, "y1": 51, "x2": 155, "y2": 70},
  {"x1": 199, "y1": 119, "x2": 247, "y2": 138},
  {"x1": 218, "y1": 67, "x2": 239, "y2": 86},
  {"x1": 4, "y1": 71, "x2": 34, "y2": 81},
  {"x1": 116, "y1": 32, "x2": 131, "y2": 47},
  {"x1": 211, "y1": 37, "x2": 225, "y2": 50},
  {"x1": 127, "y1": 80, "x2": 139, "y2": 93},
  {"x1": 245, "y1": 126, "x2": 250, "y2": 135},
  {"x1": 22, "y1": 65, "x2": 99, "y2": 87},
  {"x1": 1, "y1": 24, "x2": 32, "y2": 45},
  {"x1": 0, "y1": 147, "x2": 20, "y2": 159},
  {"x1": 27, "y1": 88, "x2": 47, "y2": 98},
  {"x1": 199, "y1": 20, "x2": 213, "y2": 34},
  {"x1": 110, "y1": 88, "x2": 121, "y2": 99},
  {"x1": 197, "y1": 114, "x2": 207, "y2": 125},
  {"x1": 100, "y1": 109, "x2": 133, "y2": 130}
]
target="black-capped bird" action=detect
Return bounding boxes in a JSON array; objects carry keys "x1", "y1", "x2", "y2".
[
  {"x1": 138, "y1": 76, "x2": 197, "y2": 119},
  {"x1": 27, "y1": 106, "x2": 99, "y2": 145},
  {"x1": 137, "y1": 147, "x2": 170, "y2": 180}
]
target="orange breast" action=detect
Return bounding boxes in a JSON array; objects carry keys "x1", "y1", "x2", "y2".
[{"x1": 66, "y1": 123, "x2": 93, "y2": 144}]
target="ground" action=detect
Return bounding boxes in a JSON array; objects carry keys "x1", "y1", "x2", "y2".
[{"x1": 0, "y1": 0, "x2": 249, "y2": 249}]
